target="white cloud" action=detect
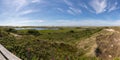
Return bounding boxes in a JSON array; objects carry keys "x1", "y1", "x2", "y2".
[
  {"x1": 56, "y1": 8, "x2": 64, "y2": 12},
  {"x1": 18, "y1": 10, "x2": 37, "y2": 16},
  {"x1": 3, "y1": 0, "x2": 28, "y2": 12},
  {"x1": 69, "y1": 7, "x2": 81, "y2": 14},
  {"x1": 79, "y1": 3, "x2": 88, "y2": 9},
  {"x1": 108, "y1": 2, "x2": 118, "y2": 12},
  {"x1": 67, "y1": 10, "x2": 75, "y2": 15},
  {"x1": 79, "y1": 3, "x2": 96, "y2": 13},
  {"x1": 64, "y1": 0, "x2": 73, "y2": 6},
  {"x1": 14, "y1": 0, "x2": 28, "y2": 12},
  {"x1": 3, "y1": 0, "x2": 42, "y2": 12},
  {"x1": 31, "y1": 0, "x2": 41, "y2": 3},
  {"x1": 89, "y1": 0, "x2": 107, "y2": 14},
  {"x1": 79, "y1": 0, "x2": 119, "y2": 13},
  {"x1": 0, "y1": 9, "x2": 37, "y2": 17},
  {"x1": 0, "y1": 0, "x2": 45, "y2": 26},
  {"x1": 67, "y1": 7, "x2": 81, "y2": 15},
  {"x1": 1, "y1": 0, "x2": 41, "y2": 17}
]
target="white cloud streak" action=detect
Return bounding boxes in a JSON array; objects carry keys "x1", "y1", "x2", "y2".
[
  {"x1": 67, "y1": 10, "x2": 75, "y2": 15},
  {"x1": 67, "y1": 7, "x2": 81, "y2": 15},
  {"x1": 32, "y1": 0, "x2": 41, "y2": 3},
  {"x1": 3, "y1": 0, "x2": 27, "y2": 11},
  {"x1": 56, "y1": 8, "x2": 64, "y2": 12},
  {"x1": 14, "y1": 0, "x2": 28, "y2": 12},
  {"x1": 3, "y1": 0, "x2": 42, "y2": 12},
  {"x1": 108, "y1": 2, "x2": 118, "y2": 12},
  {"x1": 18, "y1": 10, "x2": 37, "y2": 16},
  {"x1": 89, "y1": 0, "x2": 107, "y2": 14},
  {"x1": 79, "y1": 3, "x2": 88, "y2": 9},
  {"x1": 64, "y1": 0, "x2": 73, "y2": 6},
  {"x1": 69, "y1": 7, "x2": 81, "y2": 14}
]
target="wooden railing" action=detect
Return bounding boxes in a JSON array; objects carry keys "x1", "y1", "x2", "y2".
[{"x1": 0, "y1": 44, "x2": 21, "y2": 60}]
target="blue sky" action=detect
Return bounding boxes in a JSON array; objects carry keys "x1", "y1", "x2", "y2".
[{"x1": 0, "y1": 0, "x2": 120, "y2": 26}]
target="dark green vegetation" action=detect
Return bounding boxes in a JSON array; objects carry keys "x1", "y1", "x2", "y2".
[{"x1": 0, "y1": 27, "x2": 103, "y2": 60}]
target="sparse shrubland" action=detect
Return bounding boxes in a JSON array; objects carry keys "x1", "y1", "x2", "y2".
[{"x1": 0, "y1": 27, "x2": 103, "y2": 60}]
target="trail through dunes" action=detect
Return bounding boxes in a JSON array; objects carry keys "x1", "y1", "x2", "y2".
[{"x1": 10, "y1": 33, "x2": 22, "y2": 37}]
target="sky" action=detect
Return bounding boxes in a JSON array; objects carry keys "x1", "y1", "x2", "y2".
[{"x1": 0, "y1": 0, "x2": 120, "y2": 26}]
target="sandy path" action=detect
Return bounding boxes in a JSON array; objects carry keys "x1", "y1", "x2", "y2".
[{"x1": 105, "y1": 29, "x2": 119, "y2": 33}]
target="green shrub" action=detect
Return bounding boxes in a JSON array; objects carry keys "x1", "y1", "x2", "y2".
[
  {"x1": 6, "y1": 28, "x2": 17, "y2": 33},
  {"x1": 27, "y1": 29, "x2": 40, "y2": 36}
]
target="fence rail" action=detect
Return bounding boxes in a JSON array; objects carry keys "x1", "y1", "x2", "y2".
[{"x1": 0, "y1": 44, "x2": 21, "y2": 60}]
